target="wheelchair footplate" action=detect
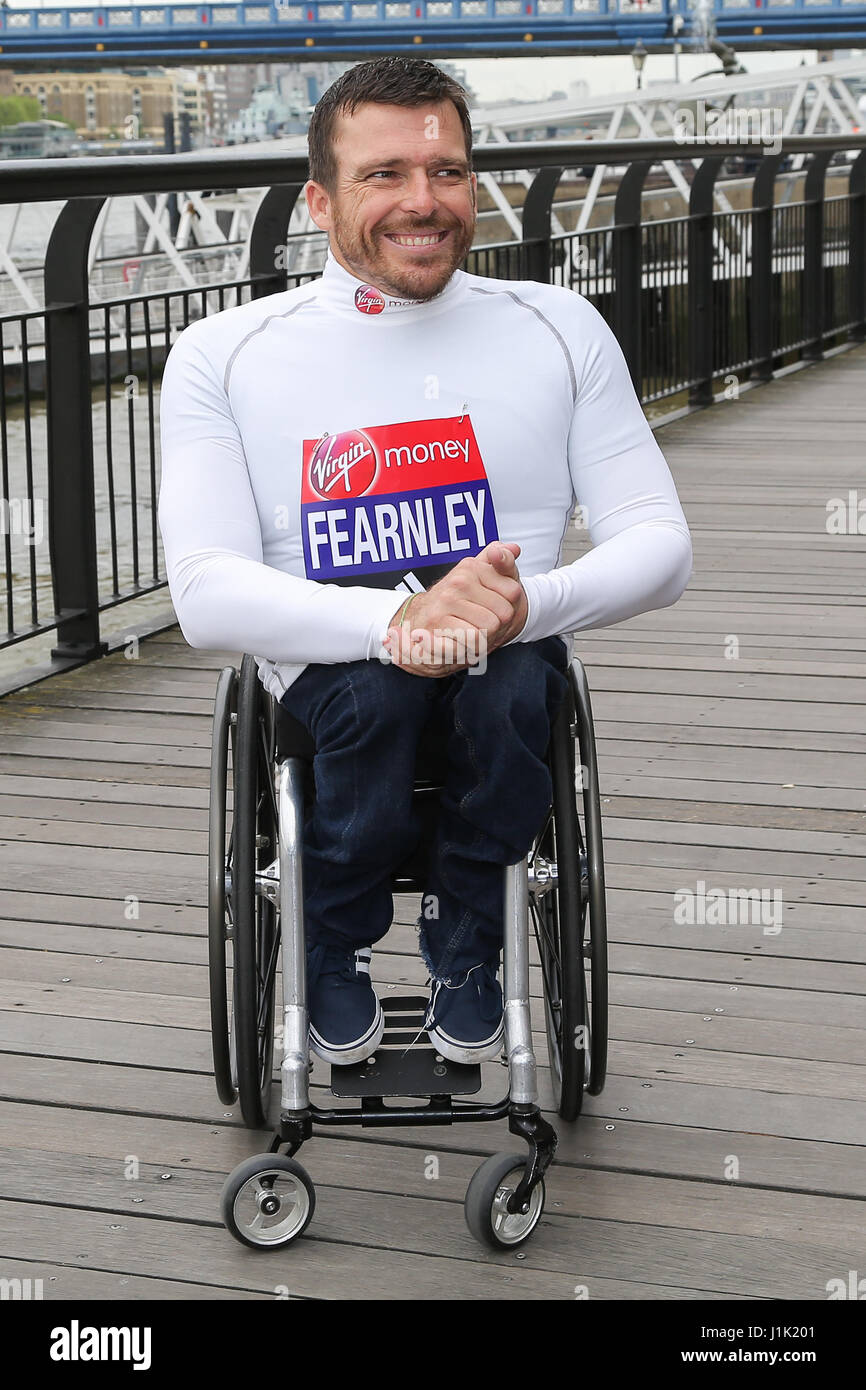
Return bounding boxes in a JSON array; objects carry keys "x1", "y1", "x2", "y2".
[{"x1": 328, "y1": 994, "x2": 483, "y2": 1098}]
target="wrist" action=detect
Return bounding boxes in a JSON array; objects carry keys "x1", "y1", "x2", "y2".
[{"x1": 391, "y1": 592, "x2": 417, "y2": 628}]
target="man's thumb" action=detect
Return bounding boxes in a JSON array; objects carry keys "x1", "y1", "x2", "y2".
[{"x1": 482, "y1": 541, "x2": 520, "y2": 563}]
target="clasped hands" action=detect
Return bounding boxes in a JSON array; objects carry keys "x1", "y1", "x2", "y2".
[{"x1": 383, "y1": 541, "x2": 528, "y2": 678}]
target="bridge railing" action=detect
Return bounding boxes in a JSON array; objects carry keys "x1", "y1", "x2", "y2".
[
  {"x1": 0, "y1": 0, "x2": 816, "y2": 36},
  {"x1": 0, "y1": 134, "x2": 864, "y2": 692}
]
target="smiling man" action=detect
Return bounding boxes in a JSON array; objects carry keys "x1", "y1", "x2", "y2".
[
  {"x1": 158, "y1": 57, "x2": 692, "y2": 1068},
  {"x1": 308, "y1": 92, "x2": 476, "y2": 303}
]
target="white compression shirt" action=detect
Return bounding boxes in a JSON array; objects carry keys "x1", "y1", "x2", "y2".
[{"x1": 158, "y1": 248, "x2": 692, "y2": 699}]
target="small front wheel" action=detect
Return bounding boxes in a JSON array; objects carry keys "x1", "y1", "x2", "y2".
[
  {"x1": 464, "y1": 1152, "x2": 545, "y2": 1250},
  {"x1": 221, "y1": 1155, "x2": 315, "y2": 1250}
]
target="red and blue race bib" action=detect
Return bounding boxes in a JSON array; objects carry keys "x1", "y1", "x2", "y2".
[{"x1": 301, "y1": 414, "x2": 499, "y2": 590}]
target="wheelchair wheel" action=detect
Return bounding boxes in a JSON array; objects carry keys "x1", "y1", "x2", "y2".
[
  {"x1": 208, "y1": 665, "x2": 238, "y2": 1106},
  {"x1": 530, "y1": 659, "x2": 608, "y2": 1121},
  {"x1": 464, "y1": 1153, "x2": 545, "y2": 1249},
  {"x1": 221, "y1": 1154, "x2": 315, "y2": 1250},
  {"x1": 572, "y1": 659, "x2": 608, "y2": 1099},
  {"x1": 230, "y1": 655, "x2": 280, "y2": 1129}
]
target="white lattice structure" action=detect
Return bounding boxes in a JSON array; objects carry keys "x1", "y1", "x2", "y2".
[{"x1": 1, "y1": 55, "x2": 864, "y2": 312}]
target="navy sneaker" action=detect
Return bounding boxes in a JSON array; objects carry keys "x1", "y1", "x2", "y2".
[
  {"x1": 425, "y1": 961, "x2": 505, "y2": 1065},
  {"x1": 307, "y1": 944, "x2": 384, "y2": 1065}
]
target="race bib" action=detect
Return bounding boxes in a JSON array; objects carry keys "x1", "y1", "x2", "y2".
[{"x1": 301, "y1": 415, "x2": 499, "y2": 590}]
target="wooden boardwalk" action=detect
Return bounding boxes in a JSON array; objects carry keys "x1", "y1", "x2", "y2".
[{"x1": 0, "y1": 346, "x2": 864, "y2": 1301}]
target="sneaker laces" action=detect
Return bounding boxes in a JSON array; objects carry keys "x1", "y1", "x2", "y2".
[{"x1": 399, "y1": 963, "x2": 489, "y2": 1058}]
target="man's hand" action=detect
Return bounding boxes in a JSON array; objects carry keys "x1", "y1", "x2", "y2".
[{"x1": 383, "y1": 542, "x2": 529, "y2": 677}]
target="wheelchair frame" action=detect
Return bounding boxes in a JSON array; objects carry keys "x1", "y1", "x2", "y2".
[{"x1": 208, "y1": 654, "x2": 608, "y2": 1251}]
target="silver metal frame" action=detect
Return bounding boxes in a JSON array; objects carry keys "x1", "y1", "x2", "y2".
[
  {"x1": 503, "y1": 860, "x2": 538, "y2": 1106},
  {"x1": 277, "y1": 757, "x2": 310, "y2": 1114},
  {"x1": 265, "y1": 748, "x2": 554, "y2": 1114}
]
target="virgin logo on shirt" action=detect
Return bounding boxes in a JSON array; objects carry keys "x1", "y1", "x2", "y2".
[
  {"x1": 307, "y1": 430, "x2": 378, "y2": 501},
  {"x1": 300, "y1": 414, "x2": 499, "y2": 588},
  {"x1": 354, "y1": 285, "x2": 385, "y2": 315}
]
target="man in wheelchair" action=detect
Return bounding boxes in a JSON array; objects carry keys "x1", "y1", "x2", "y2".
[{"x1": 158, "y1": 57, "x2": 691, "y2": 1073}]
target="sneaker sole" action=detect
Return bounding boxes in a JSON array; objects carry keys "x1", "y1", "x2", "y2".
[
  {"x1": 427, "y1": 1017, "x2": 505, "y2": 1066},
  {"x1": 309, "y1": 1000, "x2": 385, "y2": 1067}
]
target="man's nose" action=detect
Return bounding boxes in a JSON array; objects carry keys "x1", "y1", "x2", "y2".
[{"x1": 398, "y1": 170, "x2": 439, "y2": 216}]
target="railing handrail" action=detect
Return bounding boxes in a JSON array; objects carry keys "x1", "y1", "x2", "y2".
[
  {"x1": 2, "y1": 134, "x2": 865, "y2": 203},
  {"x1": 1, "y1": 132, "x2": 864, "y2": 694}
]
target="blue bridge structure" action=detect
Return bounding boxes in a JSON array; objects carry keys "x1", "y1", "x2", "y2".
[{"x1": 0, "y1": 0, "x2": 864, "y2": 67}]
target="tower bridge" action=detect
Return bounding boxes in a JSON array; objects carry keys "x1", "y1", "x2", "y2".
[{"x1": 0, "y1": 0, "x2": 865, "y2": 67}]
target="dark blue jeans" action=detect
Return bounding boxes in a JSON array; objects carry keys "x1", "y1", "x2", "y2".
[{"x1": 278, "y1": 637, "x2": 569, "y2": 982}]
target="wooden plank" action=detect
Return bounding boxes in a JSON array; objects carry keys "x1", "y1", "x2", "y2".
[
  {"x1": 0, "y1": 1259, "x2": 274, "y2": 1301},
  {"x1": 0, "y1": 346, "x2": 864, "y2": 1300},
  {"x1": 3, "y1": 996, "x2": 861, "y2": 1103},
  {"x1": 0, "y1": 890, "x2": 205, "y2": 932},
  {"x1": 590, "y1": 776, "x2": 866, "y2": 814},
  {"x1": 0, "y1": 1199, "x2": 605, "y2": 1302},
  {"x1": 4, "y1": 1133, "x2": 864, "y2": 1270},
  {"x1": 3, "y1": 1042, "x2": 866, "y2": 1146},
  {"x1": 3, "y1": 932, "x2": 863, "y2": 1001}
]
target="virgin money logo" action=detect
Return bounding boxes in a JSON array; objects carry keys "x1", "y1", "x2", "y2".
[
  {"x1": 308, "y1": 430, "x2": 378, "y2": 500},
  {"x1": 354, "y1": 284, "x2": 385, "y2": 315}
]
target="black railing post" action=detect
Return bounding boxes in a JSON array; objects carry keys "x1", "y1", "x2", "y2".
[
  {"x1": 163, "y1": 113, "x2": 179, "y2": 240},
  {"x1": 688, "y1": 155, "x2": 723, "y2": 406},
  {"x1": 522, "y1": 165, "x2": 563, "y2": 283},
  {"x1": 851, "y1": 150, "x2": 866, "y2": 342},
  {"x1": 803, "y1": 150, "x2": 832, "y2": 360},
  {"x1": 750, "y1": 153, "x2": 783, "y2": 382},
  {"x1": 612, "y1": 160, "x2": 651, "y2": 395},
  {"x1": 44, "y1": 197, "x2": 110, "y2": 665},
  {"x1": 249, "y1": 182, "x2": 308, "y2": 299}
]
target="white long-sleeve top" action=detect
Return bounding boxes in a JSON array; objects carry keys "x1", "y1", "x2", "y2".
[{"x1": 157, "y1": 248, "x2": 692, "y2": 699}]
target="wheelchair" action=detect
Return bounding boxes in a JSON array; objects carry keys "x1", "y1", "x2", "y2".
[{"x1": 208, "y1": 652, "x2": 608, "y2": 1252}]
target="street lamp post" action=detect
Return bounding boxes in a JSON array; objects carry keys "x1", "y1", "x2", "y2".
[
  {"x1": 671, "y1": 15, "x2": 685, "y2": 86},
  {"x1": 631, "y1": 41, "x2": 648, "y2": 93}
]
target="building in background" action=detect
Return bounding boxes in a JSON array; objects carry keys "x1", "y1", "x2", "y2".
[
  {"x1": 11, "y1": 69, "x2": 179, "y2": 139},
  {"x1": 198, "y1": 66, "x2": 229, "y2": 143},
  {"x1": 226, "y1": 58, "x2": 474, "y2": 144},
  {"x1": 8, "y1": 55, "x2": 476, "y2": 148}
]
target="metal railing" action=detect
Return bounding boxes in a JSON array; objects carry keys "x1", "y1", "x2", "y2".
[{"x1": 1, "y1": 134, "x2": 864, "y2": 691}]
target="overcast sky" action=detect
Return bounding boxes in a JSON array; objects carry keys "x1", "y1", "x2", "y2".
[{"x1": 460, "y1": 49, "x2": 850, "y2": 102}]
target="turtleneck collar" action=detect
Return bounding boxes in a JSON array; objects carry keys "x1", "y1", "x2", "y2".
[{"x1": 313, "y1": 246, "x2": 467, "y2": 322}]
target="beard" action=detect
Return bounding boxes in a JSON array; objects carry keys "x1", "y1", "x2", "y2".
[{"x1": 330, "y1": 200, "x2": 476, "y2": 302}]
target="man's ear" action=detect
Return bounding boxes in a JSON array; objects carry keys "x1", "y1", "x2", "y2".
[{"x1": 305, "y1": 179, "x2": 331, "y2": 232}]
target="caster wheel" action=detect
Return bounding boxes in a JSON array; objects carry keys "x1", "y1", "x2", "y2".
[
  {"x1": 464, "y1": 1152, "x2": 545, "y2": 1250},
  {"x1": 221, "y1": 1154, "x2": 315, "y2": 1250}
]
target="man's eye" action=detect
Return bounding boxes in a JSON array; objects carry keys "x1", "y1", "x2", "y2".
[{"x1": 369, "y1": 171, "x2": 396, "y2": 179}]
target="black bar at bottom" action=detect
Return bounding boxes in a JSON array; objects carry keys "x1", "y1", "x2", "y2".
[{"x1": 281, "y1": 1094, "x2": 511, "y2": 1134}]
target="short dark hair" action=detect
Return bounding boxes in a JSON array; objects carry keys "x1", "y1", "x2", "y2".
[{"x1": 307, "y1": 57, "x2": 473, "y2": 192}]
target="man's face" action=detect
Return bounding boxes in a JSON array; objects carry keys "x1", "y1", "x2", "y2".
[{"x1": 306, "y1": 100, "x2": 477, "y2": 302}]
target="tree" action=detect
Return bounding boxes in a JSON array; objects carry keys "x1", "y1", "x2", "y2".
[{"x1": 0, "y1": 95, "x2": 43, "y2": 128}]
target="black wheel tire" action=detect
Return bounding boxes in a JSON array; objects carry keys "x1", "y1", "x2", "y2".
[
  {"x1": 571, "y1": 659, "x2": 609, "y2": 1096},
  {"x1": 232, "y1": 655, "x2": 280, "y2": 1130},
  {"x1": 464, "y1": 1152, "x2": 545, "y2": 1250},
  {"x1": 221, "y1": 1154, "x2": 315, "y2": 1250},
  {"x1": 208, "y1": 666, "x2": 237, "y2": 1106},
  {"x1": 531, "y1": 687, "x2": 588, "y2": 1122}
]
